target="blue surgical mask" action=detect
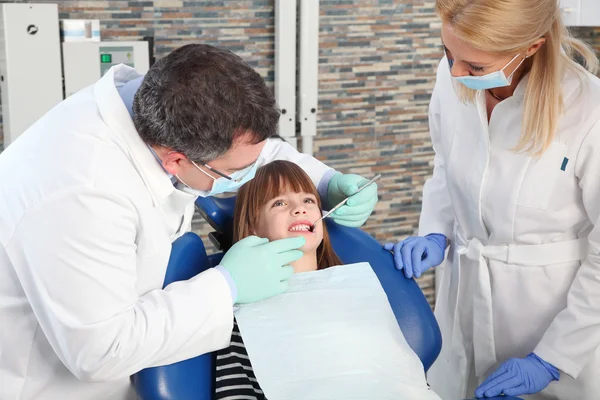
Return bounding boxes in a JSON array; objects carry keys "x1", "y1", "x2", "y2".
[
  {"x1": 176, "y1": 161, "x2": 258, "y2": 198},
  {"x1": 452, "y1": 53, "x2": 526, "y2": 91}
]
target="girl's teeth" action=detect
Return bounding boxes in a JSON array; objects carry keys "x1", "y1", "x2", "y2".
[{"x1": 290, "y1": 225, "x2": 309, "y2": 232}]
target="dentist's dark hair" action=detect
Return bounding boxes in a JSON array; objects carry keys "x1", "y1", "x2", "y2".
[{"x1": 132, "y1": 43, "x2": 280, "y2": 163}]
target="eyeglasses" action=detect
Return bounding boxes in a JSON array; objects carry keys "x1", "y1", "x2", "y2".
[
  {"x1": 166, "y1": 148, "x2": 257, "y2": 182},
  {"x1": 191, "y1": 160, "x2": 256, "y2": 183}
]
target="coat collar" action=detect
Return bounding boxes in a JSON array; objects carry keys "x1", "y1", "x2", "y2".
[{"x1": 93, "y1": 65, "x2": 184, "y2": 206}]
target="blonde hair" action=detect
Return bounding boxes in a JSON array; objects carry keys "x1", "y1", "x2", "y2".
[{"x1": 436, "y1": 0, "x2": 599, "y2": 155}]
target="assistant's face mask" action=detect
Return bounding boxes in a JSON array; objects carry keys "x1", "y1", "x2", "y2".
[
  {"x1": 176, "y1": 161, "x2": 258, "y2": 197},
  {"x1": 451, "y1": 53, "x2": 526, "y2": 91}
]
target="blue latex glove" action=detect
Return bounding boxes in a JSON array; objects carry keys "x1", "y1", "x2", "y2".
[
  {"x1": 327, "y1": 173, "x2": 378, "y2": 228},
  {"x1": 220, "y1": 236, "x2": 304, "y2": 304},
  {"x1": 475, "y1": 353, "x2": 560, "y2": 398},
  {"x1": 383, "y1": 234, "x2": 446, "y2": 278}
]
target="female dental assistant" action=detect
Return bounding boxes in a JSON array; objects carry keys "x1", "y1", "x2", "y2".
[{"x1": 384, "y1": 0, "x2": 600, "y2": 399}]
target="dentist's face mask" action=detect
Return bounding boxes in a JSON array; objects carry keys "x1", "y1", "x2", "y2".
[
  {"x1": 176, "y1": 161, "x2": 258, "y2": 197},
  {"x1": 451, "y1": 53, "x2": 526, "y2": 91}
]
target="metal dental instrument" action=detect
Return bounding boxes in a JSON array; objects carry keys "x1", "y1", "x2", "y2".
[{"x1": 310, "y1": 174, "x2": 381, "y2": 232}]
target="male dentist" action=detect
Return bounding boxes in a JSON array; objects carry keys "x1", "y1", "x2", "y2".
[{"x1": 0, "y1": 44, "x2": 378, "y2": 399}]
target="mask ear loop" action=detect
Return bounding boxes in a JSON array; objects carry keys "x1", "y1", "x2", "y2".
[
  {"x1": 165, "y1": 151, "x2": 216, "y2": 193},
  {"x1": 174, "y1": 173, "x2": 191, "y2": 189},
  {"x1": 175, "y1": 162, "x2": 217, "y2": 193},
  {"x1": 500, "y1": 53, "x2": 523, "y2": 72},
  {"x1": 190, "y1": 160, "x2": 217, "y2": 181},
  {"x1": 165, "y1": 150, "x2": 222, "y2": 182},
  {"x1": 164, "y1": 149, "x2": 200, "y2": 179},
  {"x1": 166, "y1": 150, "x2": 216, "y2": 188},
  {"x1": 160, "y1": 150, "x2": 190, "y2": 188},
  {"x1": 504, "y1": 54, "x2": 529, "y2": 80}
]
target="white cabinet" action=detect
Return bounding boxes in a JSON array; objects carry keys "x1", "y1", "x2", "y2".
[
  {"x1": 560, "y1": 0, "x2": 581, "y2": 26},
  {"x1": 0, "y1": 3, "x2": 63, "y2": 146},
  {"x1": 560, "y1": 0, "x2": 600, "y2": 27},
  {"x1": 579, "y1": 0, "x2": 600, "y2": 27}
]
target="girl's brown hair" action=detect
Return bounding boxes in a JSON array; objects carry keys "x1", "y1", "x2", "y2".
[{"x1": 233, "y1": 160, "x2": 342, "y2": 269}]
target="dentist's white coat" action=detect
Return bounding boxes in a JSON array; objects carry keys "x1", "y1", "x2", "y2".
[
  {"x1": 422, "y1": 57, "x2": 600, "y2": 400},
  {"x1": 0, "y1": 65, "x2": 331, "y2": 400}
]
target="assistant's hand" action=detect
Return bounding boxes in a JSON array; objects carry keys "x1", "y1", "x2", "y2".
[
  {"x1": 327, "y1": 173, "x2": 378, "y2": 228},
  {"x1": 220, "y1": 236, "x2": 305, "y2": 304},
  {"x1": 475, "y1": 353, "x2": 560, "y2": 398},
  {"x1": 383, "y1": 234, "x2": 446, "y2": 278}
]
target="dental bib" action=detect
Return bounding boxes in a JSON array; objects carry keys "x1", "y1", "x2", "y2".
[{"x1": 234, "y1": 262, "x2": 441, "y2": 400}]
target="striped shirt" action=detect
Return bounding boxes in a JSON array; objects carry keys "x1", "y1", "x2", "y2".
[{"x1": 215, "y1": 319, "x2": 267, "y2": 400}]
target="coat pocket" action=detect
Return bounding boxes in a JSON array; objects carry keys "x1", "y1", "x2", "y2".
[{"x1": 516, "y1": 142, "x2": 568, "y2": 210}]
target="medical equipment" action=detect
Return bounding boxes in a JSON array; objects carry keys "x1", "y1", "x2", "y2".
[
  {"x1": 131, "y1": 195, "x2": 442, "y2": 400},
  {"x1": 0, "y1": 3, "x2": 149, "y2": 146},
  {"x1": 62, "y1": 41, "x2": 149, "y2": 98},
  {"x1": 311, "y1": 173, "x2": 381, "y2": 231},
  {"x1": 234, "y1": 262, "x2": 441, "y2": 400}
]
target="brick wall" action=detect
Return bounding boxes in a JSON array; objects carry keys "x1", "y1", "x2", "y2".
[{"x1": 572, "y1": 27, "x2": 600, "y2": 55}]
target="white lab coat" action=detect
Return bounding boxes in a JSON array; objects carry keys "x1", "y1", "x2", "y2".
[
  {"x1": 0, "y1": 65, "x2": 332, "y2": 400},
  {"x1": 421, "y1": 56, "x2": 600, "y2": 400}
]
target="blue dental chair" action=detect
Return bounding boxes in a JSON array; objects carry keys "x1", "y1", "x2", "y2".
[{"x1": 132, "y1": 195, "x2": 443, "y2": 399}]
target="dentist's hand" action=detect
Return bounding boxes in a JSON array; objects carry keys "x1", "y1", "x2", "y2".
[
  {"x1": 475, "y1": 353, "x2": 559, "y2": 398},
  {"x1": 220, "y1": 236, "x2": 304, "y2": 304},
  {"x1": 383, "y1": 234, "x2": 446, "y2": 278},
  {"x1": 327, "y1": 173, "x2": 378, "y2": 228}
]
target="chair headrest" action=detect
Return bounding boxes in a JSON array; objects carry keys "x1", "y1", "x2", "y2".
[
  {"x1": 195, "y1": 196, "x2": 236, "y2": 232},
  {"x1": 195, "y1": 196, "x2": 236, "y2": 250},
  {"x1": 162, "y1": 232, "x2": 209, "y2": 286}
]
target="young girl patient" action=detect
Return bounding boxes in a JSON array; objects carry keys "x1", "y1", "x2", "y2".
[
  {"x1": 215, "y1": 160, "x2": 338, "y2": 399},
  {"x1": 215, "y1": 160, "x2": 439, "y2": 400}
]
